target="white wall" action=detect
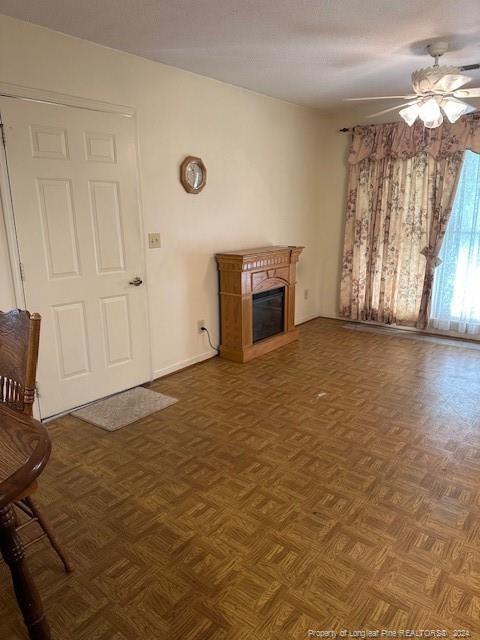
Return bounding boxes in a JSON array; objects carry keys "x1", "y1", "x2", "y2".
[{"x1": 0, "y1": 14, "x2": 333, "y2": 377}]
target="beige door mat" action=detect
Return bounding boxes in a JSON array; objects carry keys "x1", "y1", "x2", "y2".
[{"x1": 71, "y1": 386, "x2": 178, "y2": 431}]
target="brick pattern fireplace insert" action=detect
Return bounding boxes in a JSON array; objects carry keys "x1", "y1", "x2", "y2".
[{"x1": 215, "y1": 246, "x2": 304, "y2": 362}]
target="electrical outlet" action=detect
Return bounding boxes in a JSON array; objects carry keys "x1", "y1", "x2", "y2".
[
  {"x1": 304, "y1": 289, "x2": 309, "y2": 300},
  {"x1": 197, "y1": 320, "x2": 205, "y2": 334},
  {"x1": 148, "y1": 232, "x2": 161, "y2": 249}
]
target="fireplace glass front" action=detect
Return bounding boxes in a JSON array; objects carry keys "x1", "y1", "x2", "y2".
[{"x1": 252, "y1": 287, "x2": 285, "y2": 343}]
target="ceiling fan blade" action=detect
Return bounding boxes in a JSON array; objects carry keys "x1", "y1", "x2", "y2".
[
  {"x1": 453, "y1": 87, "x2": 480, "y2": 98},
  {"x1": 433, "y1": 74, "x2": 472, "y2": 93},
  {"x1": 344, "y1": 95, "x2": 416, "y2": 101},
  {"x1": 367, "y1": 101, "x2": 417, "y2": 119}
]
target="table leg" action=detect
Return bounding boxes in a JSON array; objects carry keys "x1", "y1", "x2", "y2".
[{"x1": 0, "y1": 504, "x2": 51, "y2": 640}]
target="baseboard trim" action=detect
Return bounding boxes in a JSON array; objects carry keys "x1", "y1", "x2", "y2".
[
  {"x1": 296, "y1": 312, "x2": 339, "y2": 325},
  {"x1": 342, "y1": 317, "x2": 480, "y2": 345},
  {"x1": 153, "y1": 349, "x2": 218, "y2": 380},
  {"x1": 152, "y1": 314, "x2": 340, "y2": 380},
  {"x1": 296, "y1": 313, "x2": 321, "y2": 325}
]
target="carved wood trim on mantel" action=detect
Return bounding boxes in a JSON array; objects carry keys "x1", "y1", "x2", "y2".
[{"x1": 215, "y1": 246, "x2": 304, "y2": 363}]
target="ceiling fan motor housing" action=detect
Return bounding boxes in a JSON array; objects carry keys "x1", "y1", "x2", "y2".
[
  {"x1": 426, "y1": 41, "x2": 449, "y2": 59},
  {"x1": 411, "y1": 65, "x2": 461, "y2": 94}
]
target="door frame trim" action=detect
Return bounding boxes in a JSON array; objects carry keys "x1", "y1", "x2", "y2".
[
  {"x1": 0, "y1": 85, "x2": 154, "y2": 416},
  {"x1": 0, "y1": 82, "x2": 135, "y2": 117},
  {"x1": 0, "y1": 123, "x2": 26, "y2": 308}
]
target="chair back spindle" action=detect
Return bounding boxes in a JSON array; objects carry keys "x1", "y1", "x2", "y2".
[{"x1": 0, "y1": 310, "x2": 41, "y2": 416}]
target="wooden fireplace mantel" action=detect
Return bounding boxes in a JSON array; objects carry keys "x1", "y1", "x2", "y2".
[{"x1": 216, "y1": 245, "x2": 304, "y2": 362}]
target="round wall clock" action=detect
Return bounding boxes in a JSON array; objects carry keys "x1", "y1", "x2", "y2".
[{"x1": 180, "y1": 156, "x2": 207, "y2": 194}]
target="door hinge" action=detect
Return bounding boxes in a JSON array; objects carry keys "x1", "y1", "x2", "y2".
[{"x1": 19, "y1": 261, "x2": 26, "y2": 282}]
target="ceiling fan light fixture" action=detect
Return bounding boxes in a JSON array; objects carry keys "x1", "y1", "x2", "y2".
[
  {"x1": 419, "y1": 97, "x2": 443, "y2": 128},
  {"x1": 440, "y1": 97, "x2": 471, "y2": 123},
  {"x1": 399, "y1": 103, "x2": 420, "y2": 126},
  {"x1": 345, "y1": 41, "x2": 480, "y2": 129}
]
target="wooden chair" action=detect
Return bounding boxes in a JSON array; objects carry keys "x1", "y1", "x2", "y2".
[{"x1": 0, "y1": 309, "x2": 72, "y2": 573}]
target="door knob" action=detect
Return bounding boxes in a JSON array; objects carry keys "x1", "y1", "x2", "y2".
[{"x1": 129, "y1": 276, "x2": 143, "y2": 286}]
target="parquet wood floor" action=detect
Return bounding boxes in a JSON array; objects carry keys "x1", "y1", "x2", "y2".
[{"x1": 2, "y1": 318, "x2": 480, "y2": 639}]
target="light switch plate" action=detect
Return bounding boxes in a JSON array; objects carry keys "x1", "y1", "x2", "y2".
[{"x1": 148, "y1": 232, "x2": 161, "y2": 249}]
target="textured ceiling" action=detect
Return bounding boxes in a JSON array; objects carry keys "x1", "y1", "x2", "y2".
[{"x1": 0, "y1": 1, "x2": 480, "y2": 108}]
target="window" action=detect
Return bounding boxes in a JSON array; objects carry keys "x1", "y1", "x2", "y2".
[{"x1": 430, "y1": 151, "x2": 480, "y2": 334}]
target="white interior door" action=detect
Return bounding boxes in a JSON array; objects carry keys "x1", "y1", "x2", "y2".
[{"x1": 0, "y1": 97, "x2": 151, "y2": 418}]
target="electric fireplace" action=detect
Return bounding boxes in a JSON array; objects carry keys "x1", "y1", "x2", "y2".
[{"x1": 216, "y1": 246, "x2": 304, "y2": 362}]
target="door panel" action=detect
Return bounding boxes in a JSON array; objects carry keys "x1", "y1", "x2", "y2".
[
  {"x1": 0, "y1": 97, "x2": 150, "y2": 417},
  {"x1": 37, "y1": 178, "x2": 80, "y2": 279},
  {"x1": 101, "y1": 295, "x2": 133, "y2": 367},
  {"x1": 30, "y1": 125, "x2": 69, "y2": 160},
  {"x1": 53, "y1": 302, "x2": 91, "y2": 379},
  {"x1": 89, "y1": 180, "x2": 126, "y2": 273}
]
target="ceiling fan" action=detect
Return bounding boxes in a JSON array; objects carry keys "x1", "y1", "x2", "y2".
[{"x1": 345, "y1": 41, "x2": 480, "y2": 128}]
